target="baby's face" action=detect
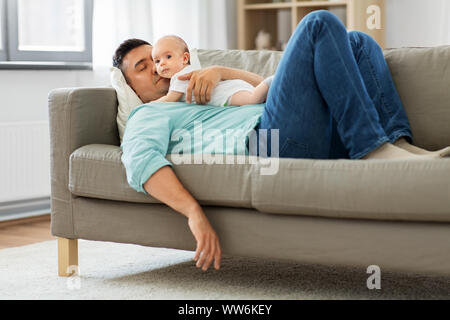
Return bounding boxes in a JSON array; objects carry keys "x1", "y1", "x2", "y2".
[{"x1": 152, "y1": 38, "x2": 190, "y2": 78}]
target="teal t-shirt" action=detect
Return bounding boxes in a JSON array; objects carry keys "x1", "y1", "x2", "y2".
[{"x1": 121, "y1": 102, "x2": 264, "y2": 194}]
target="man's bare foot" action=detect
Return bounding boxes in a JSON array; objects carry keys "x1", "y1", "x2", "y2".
[
  {"x1": 394, "y1": 137, "x2": 450, "y2": 158},
  {"x1": 362, "y1": 142, "x2": 428, "y2": 160}
]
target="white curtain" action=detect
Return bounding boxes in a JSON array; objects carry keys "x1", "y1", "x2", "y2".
[
  {"x1": 92, "y1": 0, "x2": 153, "y2": 69},
  {"x1": 150, "y1": 0, "x2": 230, "y2": 50},
  {"x1": 386, "y1": 0, "x2": 450, "y2": 48},
  {"x1": 92, "y1": 0, "x2": 232, "y2": 70}
]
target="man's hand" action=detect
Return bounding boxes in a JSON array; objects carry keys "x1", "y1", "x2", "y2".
[
  {"x1": 188, "y1": 209, "x2": 222, "y2": 271},
  {"x1": 178, "y1": 65, "x2": 265, "y2": 105},
  {"x1": 143, "y1": 166, "x2": 221, "y2": 271},
  {"x1": 178, "y1": 66, "x2": 222, "y2": 105}
]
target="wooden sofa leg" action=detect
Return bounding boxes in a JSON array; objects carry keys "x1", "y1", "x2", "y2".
[{"x1": 58, "y1": 237, "x2": 78, "y2": 277}]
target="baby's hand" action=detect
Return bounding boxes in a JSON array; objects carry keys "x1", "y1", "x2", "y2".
[{"x1": 155, "y1": 91, "x2": 183, "y2": 103}]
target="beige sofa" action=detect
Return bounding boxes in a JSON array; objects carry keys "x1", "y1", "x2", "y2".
[{"x1": 49, "y1": 47, "x2": 450, "y2": 277}]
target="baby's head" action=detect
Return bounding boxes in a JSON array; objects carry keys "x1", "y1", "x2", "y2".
[{"x1": 152, "y1": 35, "x2": 190, "y2": 79}]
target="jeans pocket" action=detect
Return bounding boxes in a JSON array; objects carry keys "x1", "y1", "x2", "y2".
[{"x1": 279, "y1": 138, "x2": 310, "y2": 159}]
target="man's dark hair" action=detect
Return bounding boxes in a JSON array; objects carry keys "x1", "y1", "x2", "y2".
[{"x1": 112, "y1": 38, "x2": 151, "y2": 72}]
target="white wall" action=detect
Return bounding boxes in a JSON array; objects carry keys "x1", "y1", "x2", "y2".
[
  {"x1": 0, "y1": 68, "x2": 110, "y2": 123},
  {"x1": 385, "y1": 0, "x2": 450, "y2": 48}
]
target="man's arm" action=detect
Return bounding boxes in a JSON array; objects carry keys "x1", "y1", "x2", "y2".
[
  {"x1": 143, "y1": 166, "x2": 221, "y2": 271},
  {"x1": 218, "y1": 66, "x2": 264, "y2": 87},
  {"x1": 178, "y1": 66, "x2": 264, "y2": 104},
  {"x1": 121, "y1": 108, "x2": 221, "y2": 271}
]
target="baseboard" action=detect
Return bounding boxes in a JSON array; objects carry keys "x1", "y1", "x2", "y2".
[
  {"x1": 0, "y1": 213, "x2": 50, "y2": 227},
  {"x1": 0, "y1": 197, "x2": 50, "y2": 222}
]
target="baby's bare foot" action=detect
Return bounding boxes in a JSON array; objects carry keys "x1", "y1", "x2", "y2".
[{"x1": 263, "y1": 75, "x2": 275, "y2": 88}]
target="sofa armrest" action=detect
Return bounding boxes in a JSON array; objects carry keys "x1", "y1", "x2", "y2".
[{"x1": 48, "y1": 87, "x2": 119, "y2": 238}]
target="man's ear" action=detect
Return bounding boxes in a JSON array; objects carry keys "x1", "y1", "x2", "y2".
[{"x1": 184, "y1": 52, "x2": 191, "y2": 65}]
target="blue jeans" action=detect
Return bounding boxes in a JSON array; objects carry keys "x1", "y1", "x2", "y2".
[{"x1": 256, "y1": 10, "x2": 413, "y2": 159}]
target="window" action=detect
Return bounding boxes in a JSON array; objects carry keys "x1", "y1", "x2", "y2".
[
  {"x1": 0, "y1": 0, "x2": 93, "y2": 68},
  {"x1": 0, "y1": 0, "x2": 6, "y2": 60}
]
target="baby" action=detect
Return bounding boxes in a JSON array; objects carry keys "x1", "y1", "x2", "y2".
[{"x1": 152, "y1": 35, "x2": 274, "y2": 106}]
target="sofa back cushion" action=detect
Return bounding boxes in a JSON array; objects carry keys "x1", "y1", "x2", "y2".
[
  {"x1": 198, "y1": 46, "x2": 450, "y2": 150},
  {"x1": 384, "y1": 46, "x2": 450, "y2": 150},
  {"x1": 198, "y1": 49, "x2": 282, "y2": 78}
]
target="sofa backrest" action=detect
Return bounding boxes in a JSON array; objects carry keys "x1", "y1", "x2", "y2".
[
  {"x1": 384, "y1": 46, "x2": 450, "y2": 150},
  {"x1": 198, "y1": 49, "x2": 282, "y2": 78},
  {"x1": 198, "y1": 46, "x2": 450, "y2": 150}
]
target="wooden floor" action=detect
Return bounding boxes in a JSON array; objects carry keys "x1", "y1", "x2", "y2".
[{"x1": 0, "y1": 214, "x2": 55, "y2": 249}]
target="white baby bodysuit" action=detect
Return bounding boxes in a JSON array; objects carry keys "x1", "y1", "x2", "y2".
[{"x1": 169, "y1": 65, "x2": 255, "y2": 106}]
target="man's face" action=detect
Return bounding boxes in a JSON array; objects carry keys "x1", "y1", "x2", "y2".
[{"x1": 122, "y1": 44, "x2": 170, "y2": 103}]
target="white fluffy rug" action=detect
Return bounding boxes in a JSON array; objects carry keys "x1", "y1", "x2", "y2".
[{"x1": 0, "y1": 240, "x2": 449, "y2": 300}]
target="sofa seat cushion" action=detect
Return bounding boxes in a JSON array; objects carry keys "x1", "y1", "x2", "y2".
[
  {"x1": 69, "y1": 144, "x2": 255, "y2": 208},
  {"x1": 69, "y1": 144, "x2": 450, "y2": 222}
]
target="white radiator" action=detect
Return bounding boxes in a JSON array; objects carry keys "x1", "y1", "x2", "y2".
[{"x1": 0, "y1": 122, "x2": 51, "y2": 203}]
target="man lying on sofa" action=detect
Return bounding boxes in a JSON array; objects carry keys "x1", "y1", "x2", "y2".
[{"x1": 114, "y1": 11, "x2": 450, "y2": 273}]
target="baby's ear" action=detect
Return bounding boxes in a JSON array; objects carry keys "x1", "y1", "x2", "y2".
[{"x1": 184, "y1": 52, "x2": 191, "y2": 65}]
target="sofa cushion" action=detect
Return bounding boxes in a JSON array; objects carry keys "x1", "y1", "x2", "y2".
[
  {"x1": 69, "y1": 144, "x2": 255, "y2": 208},
  {"x1": 198, "y1": 49, "x2": 282, "y2": 78},
  {"x1": 384, "y1": 46, "x2": 450, "y2": 151},
  {"x1": 69, "y1": 144, "x2": 450, "y2": 223}
]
